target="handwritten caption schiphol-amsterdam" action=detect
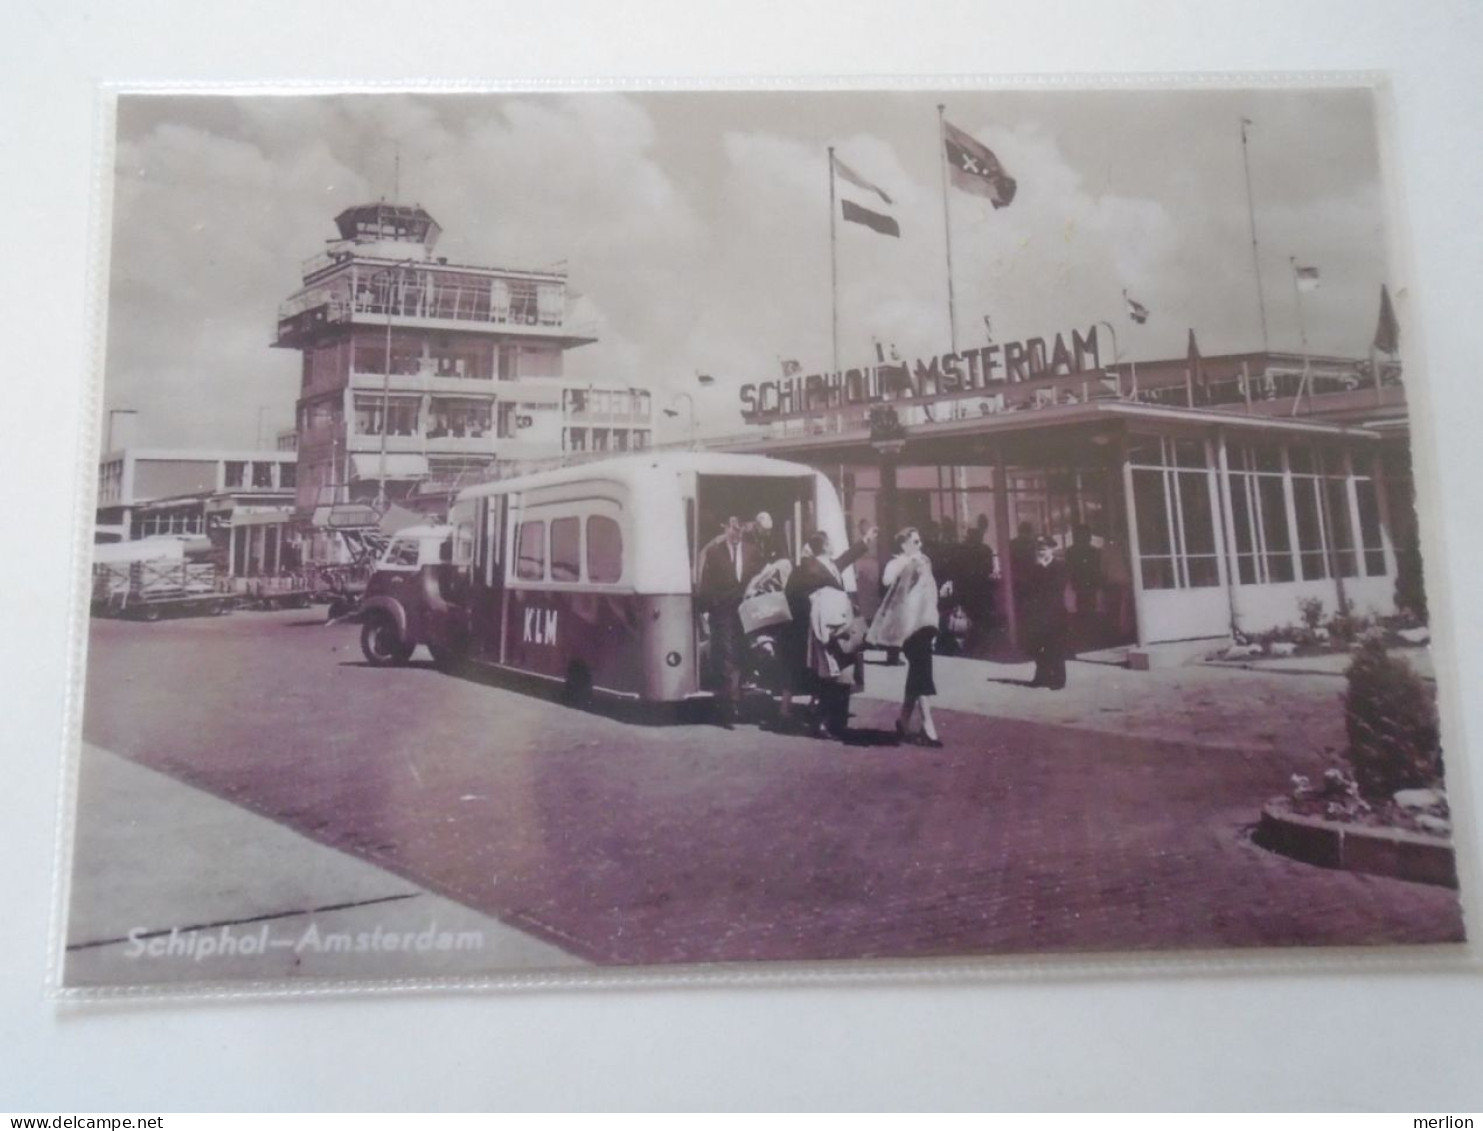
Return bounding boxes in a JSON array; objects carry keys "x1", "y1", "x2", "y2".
[{"x1": 123, "y1": 922, "x2": 486, "y2": 962}]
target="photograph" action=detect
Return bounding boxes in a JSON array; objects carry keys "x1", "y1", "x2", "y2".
[{"x1": 63, "y1": 82, "x2": 1467, "y2": 991}]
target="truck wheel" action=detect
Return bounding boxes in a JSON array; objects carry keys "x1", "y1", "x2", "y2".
[{"x1": 360, "y1": 615, "x2": 413, "y2": 666}]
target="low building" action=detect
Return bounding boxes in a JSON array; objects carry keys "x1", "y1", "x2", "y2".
[{"x1": 95, "y1": 447, "x2": 300, "y2": 577}]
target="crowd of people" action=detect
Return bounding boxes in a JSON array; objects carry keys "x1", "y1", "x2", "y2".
[{"x1": 696, "y1": 510, "x2": 1121, "y2": 744}]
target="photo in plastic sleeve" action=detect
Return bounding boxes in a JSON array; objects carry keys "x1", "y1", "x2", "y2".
[{"x1": 61, "y1": 82, "x2": 1469, "y2": 992}]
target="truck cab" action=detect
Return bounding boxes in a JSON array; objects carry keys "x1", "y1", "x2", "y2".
[{"x1": 357, "y1": 524, "x2": 471, "y2": 668}]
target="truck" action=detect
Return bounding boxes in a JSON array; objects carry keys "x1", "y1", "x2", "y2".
[{"x1": 91, "y1": 538, "x2": 235, "y2": 620}]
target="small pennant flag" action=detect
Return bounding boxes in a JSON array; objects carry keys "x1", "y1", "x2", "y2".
[
  {"x1": 1295, "y1": 264, "x2": 1321, "y2": 293},
  {"x1": 1187, "y1": 329, "x2": 1205, "y2": 388},
  {"x1": 833, "y1": 154, "x2": 899, "y2": 237},
  {"x1": 1374, "y1": 284, "x2": 1400, "y2": 355},
  {"x1": 1125, "y1": 291, "x2": 1150, "y2": 324},
  {"x1": 943, "y1": 120, "x2": 1016, "y2": 208}
]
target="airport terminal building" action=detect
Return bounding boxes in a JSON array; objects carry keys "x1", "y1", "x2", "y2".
[{"x1": 727, "y1": 327, "x2": 1418, "y2": 649}]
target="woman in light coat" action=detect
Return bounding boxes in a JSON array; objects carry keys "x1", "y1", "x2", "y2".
[{"x1": 866, "y1": 527, "x2": 945, "y2": 746}]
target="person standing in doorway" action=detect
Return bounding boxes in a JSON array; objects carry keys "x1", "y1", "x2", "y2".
[
  {"x1": 1065, "y1": 523, "x2": 1104, "y2": 647},
  {"x1": 697, "y1": 515, "x2": 762, "y2": 727},
  {"x1": 1022, "y1": 536, "x2": 1070, "y2": 690}
]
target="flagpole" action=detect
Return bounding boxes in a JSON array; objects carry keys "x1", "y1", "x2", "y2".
[
  {"x1": 828, "y1": 146, "x2": 840, "y2": 375},
  {"x1": 1289, "y1": 257, "x2": 1310, "y2": 417},
  {"x1": 1240, "y1": 118, "x2": 1271, "y2": 353},
  {"x1": 937, "y1": 105, "x2": 958, "y2": 353}
]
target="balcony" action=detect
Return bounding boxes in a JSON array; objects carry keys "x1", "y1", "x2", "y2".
[{"x1": 274, "y1": 289, "x2": 598, "y2": 348}]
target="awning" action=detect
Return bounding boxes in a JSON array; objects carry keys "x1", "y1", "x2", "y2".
[{"x1": 349, "y1": 453, "x2": 429, "y2": 481}]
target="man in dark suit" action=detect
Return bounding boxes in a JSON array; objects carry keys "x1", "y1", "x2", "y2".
[
  {"x1": 697, "y1": 515, "x2": 763, "y2": 727},
  {"x1": 1022, "y1": 536, "x2": 1070, "y2": 690}
]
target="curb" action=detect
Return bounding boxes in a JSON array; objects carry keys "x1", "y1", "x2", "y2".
[{"x1": 1256, "y1": 801, "x2": 1457, "y2": 888}]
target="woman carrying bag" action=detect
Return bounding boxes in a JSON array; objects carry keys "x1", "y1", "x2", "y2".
[{"x1": 867, "y1": 527, "x2": 946, "y2": 747}]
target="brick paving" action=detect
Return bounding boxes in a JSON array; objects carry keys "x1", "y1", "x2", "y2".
[{"x1": 80, "y1": 613, "x2": 1466, "y2": 968}]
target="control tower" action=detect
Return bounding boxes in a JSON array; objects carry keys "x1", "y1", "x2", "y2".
[{"x1": 273, "y1": 202, "x2": 650, "y2": 526}]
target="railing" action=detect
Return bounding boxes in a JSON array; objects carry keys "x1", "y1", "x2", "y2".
[{"x1": 277, "y1": 293, "x2": 594, "y2": 336}]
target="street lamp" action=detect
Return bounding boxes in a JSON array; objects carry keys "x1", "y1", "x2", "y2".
[
  {"x1": 373, "y1": 259, "x2": 416, "y2": 512},
  {"x1": 664, "y1": 391, "x2": 696, "y2": 447},
  {"x1": 106, "y1": 408, "x2": 138, "y2": 453},
  {"x1": 1094, "y1": 319, "x2": 1123, "y2": 399}
]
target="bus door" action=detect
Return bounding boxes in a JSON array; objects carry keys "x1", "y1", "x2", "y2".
[{"x1": 472, "y1": 493, "x2": 509, "y2": 662}]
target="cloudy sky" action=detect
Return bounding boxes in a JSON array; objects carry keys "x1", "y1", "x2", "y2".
[{"x1": 103, "y1": 85, "x2": 1394, "y2": 447}]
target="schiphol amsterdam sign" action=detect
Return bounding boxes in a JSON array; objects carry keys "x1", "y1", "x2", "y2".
[{"x1": 741, "y1": 325, "x2": 1104, "y2": 423}]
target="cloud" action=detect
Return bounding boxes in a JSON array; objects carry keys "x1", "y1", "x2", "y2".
[{"x1": 101, "y1": 89, "x2": 1393, "y2": 447}]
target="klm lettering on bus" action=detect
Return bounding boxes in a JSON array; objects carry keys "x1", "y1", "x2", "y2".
[{"x1": 523, "y1": 606, "x2": 559, "y2": 646}]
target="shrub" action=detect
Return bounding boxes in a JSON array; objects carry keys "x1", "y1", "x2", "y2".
[
  {"x1": 1298, "y1": 596, "x2": 1326, "y2": 632},
  {"x1": 1343, "y1": 632, "x2": 1442, "y2": 801}
]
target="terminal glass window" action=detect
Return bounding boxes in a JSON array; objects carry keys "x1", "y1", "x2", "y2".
[
  {"x1": 1128, "y1": 435, "x2": 1220, "y2": 590},
  {"x1": 251, "y1": 462, "x2": 275, "y2": 489},
  {"x1": 1354, "y1": 476, "x2": 1386, "y2": 576},
  {"x1": 1324, "y1": 466, "x2": 1360, "y2": 579},
  {"x1": 1226, "y1": 441, "x2": 1295, "y2": 584},
  {"x1": 224, "y1": 461, "x2": 246, "y2": 489},
  {"x1": 516, "y1": 520, "x2": 545, "y2": 581},
  {"x1": 1289, "y1": 448, "x2": 1335, "y2": 581},
  {"x1": 587, "y1": 516, "x2": 623, "y2": 584},
  {"x1": 280, "y1": 463, "x2": 297, "y2": 489},
  {"x1": 549, "y1": 517, "x2": 580, "y2": 582}
]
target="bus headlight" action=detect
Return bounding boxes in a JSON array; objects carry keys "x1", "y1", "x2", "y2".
[{"x1": 665, "y1": 651, "x2": 682, "y2": 667}]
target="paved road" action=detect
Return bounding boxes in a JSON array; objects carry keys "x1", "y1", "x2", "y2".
[{"x1": 79, "y1": 609, "x2": 1465, "y2": 968}]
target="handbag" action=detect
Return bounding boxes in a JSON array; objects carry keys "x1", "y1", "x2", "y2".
[
  {"x1": 738, "y1": 589, "x2": 792, "y2": 634},
  {"x1": 946, "y1": 605, "x2": 971, "y2": 638}
]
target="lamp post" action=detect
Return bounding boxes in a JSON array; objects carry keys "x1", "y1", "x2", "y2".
[
  {"x1": 374, "y1": 259, "x2": 416, "y2": 512},
  {"x1": 664, "y1": 391, "x2": 697, "y2": 448},
  {"x1": 1094, "y1": 320, "x2": 1123, "y2": 399},
  {"x1": 106, "y1": 408, "x2": 138, "y2": 453}
]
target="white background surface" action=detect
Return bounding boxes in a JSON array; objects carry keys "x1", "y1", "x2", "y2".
[{"x1": 3, "y1": 0, "x2": 1481, "y2": 1112}]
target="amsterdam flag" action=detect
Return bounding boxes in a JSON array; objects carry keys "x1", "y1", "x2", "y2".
[
  {"x1": 943, "y1": 119, "x2": 1017, "y2": 208},
  {"x1": 833, "y1": 155, "x2": 900, "y2": 237},
  {"x1": 1374, "y1": 284, "x2": 1400, "y2": 355}
]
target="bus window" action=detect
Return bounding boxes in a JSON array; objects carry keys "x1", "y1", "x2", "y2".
[
  {"x1": 516, "y1": 519, "x2": 545, "y2": 580},
  {"x1": 385, "y1": 538, "x2": 420, "y2": 568},
  {"x1": 587, "y1": 515, "x2": 623, "y2": 583},
  {"x1": 550, "y1": 516, "x2": 581, "y2": 582},
  {"x1": 453, "y1": 520, "x2": 475, "y2": 566}
]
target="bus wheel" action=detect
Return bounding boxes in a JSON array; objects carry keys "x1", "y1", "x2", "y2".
[
  {"x1": 141, "y1": 605, "x2": 162, "y2": 623},
  {"x1": 360, "y1": 616, "x2": 413, "y2": 666},
  {"x1": 562, "y1": 662, "x2": 594, "y2": 709}
]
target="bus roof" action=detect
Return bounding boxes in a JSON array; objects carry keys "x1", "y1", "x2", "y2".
[{"x1": 454, "y1": 451, "x2": 824, "y2": 501}]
